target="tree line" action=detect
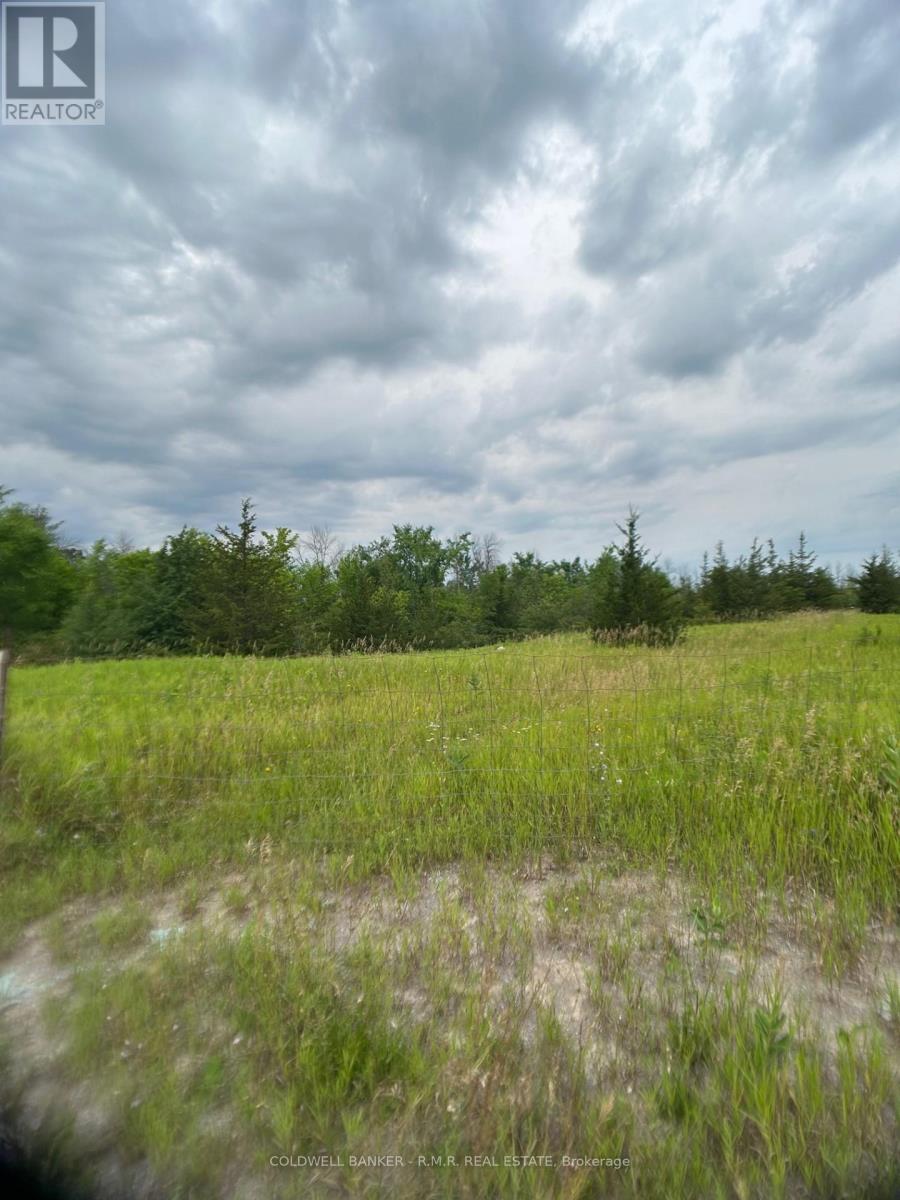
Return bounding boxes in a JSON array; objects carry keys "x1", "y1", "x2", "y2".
[{"x1": 1, "y1": 488, "x2": 898, "y2": 657}]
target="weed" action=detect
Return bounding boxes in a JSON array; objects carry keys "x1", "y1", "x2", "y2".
[
  {"x1": 689, "y1": 898, "x2": 729, "y2": 943},
  {"x1": 751, "y1": 992, "x2": 793, "y2": 1068}
]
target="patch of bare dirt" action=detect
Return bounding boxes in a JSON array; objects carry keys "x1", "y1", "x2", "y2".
[{"x1": 1, "y1": 864, "x2": 897, "y2": 1198}]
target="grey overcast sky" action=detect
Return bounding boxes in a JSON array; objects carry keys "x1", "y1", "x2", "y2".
[{"x1": 2, "y1": 0, "x2": 899, "y2": 569}]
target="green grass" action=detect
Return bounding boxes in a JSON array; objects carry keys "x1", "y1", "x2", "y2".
[
  {"x1": 1, "y1": 611, "x2": 898, "y2": 1197},
  {"x1": 3, "y1": 610, "x2": 898, "y2": 931}
]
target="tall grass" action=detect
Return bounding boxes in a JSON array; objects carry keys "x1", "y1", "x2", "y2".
[{"x1": 1, "y1": 612, "x2": 898, "y2": 942}]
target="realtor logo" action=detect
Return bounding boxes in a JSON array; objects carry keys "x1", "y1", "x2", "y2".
[{"x1": 3, "y1": 2, "x2": 105, "y2": 124}]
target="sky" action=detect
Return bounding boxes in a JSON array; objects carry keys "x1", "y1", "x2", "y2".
[{"x1": 2, "y1": 0, "x2": 899, "y2": 573}]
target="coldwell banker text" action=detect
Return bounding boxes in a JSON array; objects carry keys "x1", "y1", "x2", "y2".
[{"x1": 2, "y1": 1, "x2": 105, "y2": 124}]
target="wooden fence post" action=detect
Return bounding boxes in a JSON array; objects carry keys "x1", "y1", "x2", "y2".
[{"x1": 0, "y1": 648, "x2": 10, "y2": 768}]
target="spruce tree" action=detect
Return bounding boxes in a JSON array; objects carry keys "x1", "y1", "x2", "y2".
[
  {"x1": 591, "y1": 510, "x2": 683, "y2": 644},
  {"x1": 194, "y1": 499, "x2": 301, "y2": 654},
  {"x1": 853, "y1": 551, "x2": 900, "y2": 614}
]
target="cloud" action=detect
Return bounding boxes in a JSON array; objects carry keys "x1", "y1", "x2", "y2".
[
  {"x1": 1, "y1": 0, "x2": 898, "y2": 566},
  {"x1": 800, "y1": 0, "x2": 900, "y2": 160}
]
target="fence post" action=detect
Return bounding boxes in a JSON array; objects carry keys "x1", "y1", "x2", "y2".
[{"x1": 0, "y1": 648, "x2": 10, "y2": 768}]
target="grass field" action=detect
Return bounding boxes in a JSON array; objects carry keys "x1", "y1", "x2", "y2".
[{"x1": 1, "y1": 611, "x2": 898, "y2": 1198}]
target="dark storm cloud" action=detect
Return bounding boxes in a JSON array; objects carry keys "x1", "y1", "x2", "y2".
[
  {"x1": 1, "y1": 0, "x2": 899, "y2": 563},
  {"x1": 636, "y1": 196, "x2": 900, "y2": 378},
  {"x1": 800, "y1": 0, "x2": 900, "y2": 159},
  {"x1": 579, "y1": 134, "x2": 711, "y2": 280},
  {"x1": 582, "y1": 0, "x2": 900, "y2": 376}
]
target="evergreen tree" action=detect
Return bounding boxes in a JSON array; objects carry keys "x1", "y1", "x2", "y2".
[
  {"x1": 745, "y1": 539, "x2": 770, "y2": 613},
  {"x1": 782, "y1": 532, "x2": 816, "y2": 609},
  {"x1": 704, "y1": 542, "x2": 732, "y2": 616},
  {"x1": 140, "y1": 527, "x2": 214, "y2": 650},
  {"x1": 591, "y1": 510, "x2": 683, "y2": 643},
  {"x1": 853, "y1": 551, "x2": 900, "y2": 613},
  {"x1": 62, "y1": 542, "x2": 157, "y2": 654},
  {"x1": 194, "y1": 499, "x2": 301, "y2": 654}
]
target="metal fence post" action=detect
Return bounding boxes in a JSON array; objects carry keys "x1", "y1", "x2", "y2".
[{"x1": 0, "y1": 648, "x2": 10, "y2": 768}]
